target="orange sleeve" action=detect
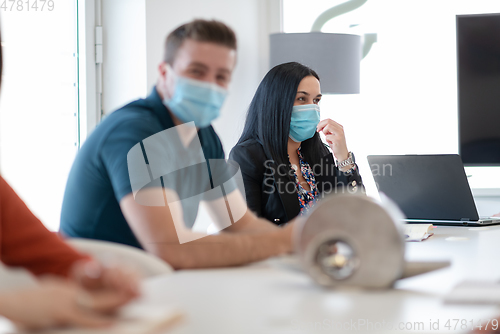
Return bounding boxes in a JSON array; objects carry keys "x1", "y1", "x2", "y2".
[{"x1": 0, "y1": 176, "x2": 90, "y2": 277}]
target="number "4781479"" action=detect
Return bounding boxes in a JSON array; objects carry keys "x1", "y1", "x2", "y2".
[{"x1": 1, "y1": 0, "x2": 55, "y2": 11}]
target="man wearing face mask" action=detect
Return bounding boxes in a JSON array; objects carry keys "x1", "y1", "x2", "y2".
[{"x1": 60, "y1": 20, "x2": 293, "y2": 270}]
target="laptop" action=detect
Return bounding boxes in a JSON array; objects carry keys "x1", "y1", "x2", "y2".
[{"x1": 367, "y1": 154, "x2": 500, "y2": 226}]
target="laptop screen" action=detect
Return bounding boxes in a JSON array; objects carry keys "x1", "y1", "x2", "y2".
[{"x1": 367, "y1": 155, "x2": 479, "y2": 221}]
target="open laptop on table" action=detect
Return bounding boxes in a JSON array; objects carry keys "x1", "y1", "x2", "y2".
[{"x1": 367, "y1": 154, "x2": 500, "y2": 226}]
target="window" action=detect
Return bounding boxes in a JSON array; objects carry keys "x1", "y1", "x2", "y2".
[
  {"x1": 0, "y1": 0, "x2": 78, "y2": 231},
  {"x1": 283, "y1": 0, "x2": 500, "y2": 193}
]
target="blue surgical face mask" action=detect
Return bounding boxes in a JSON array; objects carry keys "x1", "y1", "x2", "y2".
[
  {"x1": 289, "y1": 104, "x2": 321, "y2": 142},
  {"x1": 163, "y1": 69, "x2": 228, "y2": 128}
]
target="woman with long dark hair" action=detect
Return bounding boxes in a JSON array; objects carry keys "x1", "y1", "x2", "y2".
[{"x1": 229, "y1": 62, "x2": 362, "y2": 225}]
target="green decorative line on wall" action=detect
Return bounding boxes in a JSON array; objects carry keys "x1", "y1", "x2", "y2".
[{"x1": 311, "y1": 0, "x2": 377, "y2": 59}]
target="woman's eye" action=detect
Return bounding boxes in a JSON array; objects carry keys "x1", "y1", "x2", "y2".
[
  {"x1": 297, "y1": 97, "x2": 305, "y2": 101},
  {"x1": 314, "y1": 98, "x2": 321, "y2": 104},
  {"x1": 190, "y1": 69, "x2": 203, "y2": 76}
]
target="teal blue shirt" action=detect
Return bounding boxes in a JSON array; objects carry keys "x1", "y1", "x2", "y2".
[{"x1": 60, "y1": 87, "x2": 225, "y2": 248}]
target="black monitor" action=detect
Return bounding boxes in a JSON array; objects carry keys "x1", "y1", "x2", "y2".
[{"x1": 457, "y1": 13, "x2": 500, "y2": 166}]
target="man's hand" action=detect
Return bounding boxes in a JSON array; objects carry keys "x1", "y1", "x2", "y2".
[
  {"x1": 121, "y1": 188, "x2": 294, "y2": 269},
  {"x1": 279, "y1": 222, "x2": 295, "y2": 253}
]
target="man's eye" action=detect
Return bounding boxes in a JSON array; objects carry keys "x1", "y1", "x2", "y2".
[{"x1": 217, "y1": 75, "x2": 228, "y2": 83}]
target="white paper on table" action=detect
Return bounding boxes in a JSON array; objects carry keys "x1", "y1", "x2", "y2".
[
  {"x1": 11, "y1": 304, "x2": 184, "y2": 334},
  {"x1": 445, "y1": 281, "x2": 500, "y2": 304},
  {"x1": 404, "y1": 224, "x2": 434, "y2": 242}
]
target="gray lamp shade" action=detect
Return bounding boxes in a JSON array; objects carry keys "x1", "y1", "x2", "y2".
[{"x1": 270, "y1": 32, "x2": 361, "y2": 94}]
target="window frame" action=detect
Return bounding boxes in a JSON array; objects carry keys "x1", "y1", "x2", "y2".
[{"x1": 77, "y1": 0, "x2": 99, "y2": 146}]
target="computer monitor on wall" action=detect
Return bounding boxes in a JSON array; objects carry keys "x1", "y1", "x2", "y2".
[{"x1": 457, "y1": 13, "x2": 500, "y2": 167}]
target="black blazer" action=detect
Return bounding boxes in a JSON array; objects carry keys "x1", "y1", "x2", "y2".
[{"x1": 229, "y1": 138, "x2": 363, "y2": 225}]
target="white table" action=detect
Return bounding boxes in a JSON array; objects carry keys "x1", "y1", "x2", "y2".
[
  {"x1": 2, "y1": 225, "x2": 500, "y2": 333},
  {"x1": 138, "y1": 225, "x2": 500, "y2": 333}
]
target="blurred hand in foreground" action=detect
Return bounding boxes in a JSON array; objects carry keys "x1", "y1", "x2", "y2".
[{"x1": 0, "y1": 260, "x2": 140, "y2": 331}]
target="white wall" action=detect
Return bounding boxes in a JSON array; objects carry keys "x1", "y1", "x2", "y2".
[
  {"x1": 101, "y1": 0, "x2": 281, "y2": 152},
  {"x1": 0, "y1": 2, "x2": 79, "y2": 231},
  {"x1": 284, "y1": 0, "x2": 500, "y2": 196},
  {"x1": 99, "y1": 0, "x2": 500, "y2": 212},
  {"x1": 145, "y1": 0, "x2": 282, "y2": 153},
  {"x1": 102, "y1": 0, "x2": 148, "y2": 114}
]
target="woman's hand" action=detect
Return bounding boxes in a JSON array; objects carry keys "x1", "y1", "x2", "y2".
[
  {"x1": 0, "y1": 278, "x2": 115, "y2": 331},
  {"x1": 0, "y1": 260, "x2": 141, "y2": 331},
  {"x1": 317, "y1": 119, "x2": 349, "y2": 162},
  {"x1": 70, "y1": 260, "x2": 140, "y2": 313}
]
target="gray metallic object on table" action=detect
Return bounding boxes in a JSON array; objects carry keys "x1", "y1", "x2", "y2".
[{"x1": 294, "y1": 194, "x2": 450, "y2": 289}]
